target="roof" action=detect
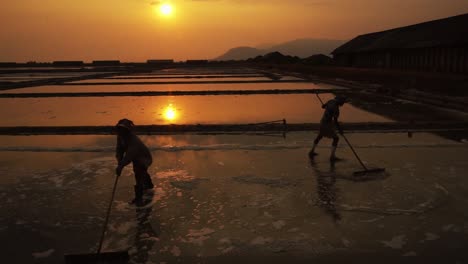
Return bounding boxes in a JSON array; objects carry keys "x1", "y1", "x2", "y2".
[{"x1": 333, "y1": 13, "x2": 468, "y2": 54}]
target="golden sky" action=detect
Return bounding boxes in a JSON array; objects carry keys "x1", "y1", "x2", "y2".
[{"x1": 1, "y1": 0, "x2": 467, "y2": 62}]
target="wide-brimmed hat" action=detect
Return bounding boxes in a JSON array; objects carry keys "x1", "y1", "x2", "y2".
[
  {"x1": 335, "y1": 95, "x2": 347, "y2": 104},
  {"x1": 116, "y1": 118, "x2": 134, "y2": 130}
]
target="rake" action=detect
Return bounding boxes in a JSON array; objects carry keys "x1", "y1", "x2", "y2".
[{"x1": 64, "y1": 175, "x2": 129, "y2": 264}]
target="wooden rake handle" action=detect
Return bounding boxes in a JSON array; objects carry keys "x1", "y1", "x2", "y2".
[{"x1": 97, "y1": 174, "x2": 120, "y2": 254}]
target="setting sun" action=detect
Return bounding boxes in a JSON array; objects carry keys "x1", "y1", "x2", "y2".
[{"x1": 159, "y1": 3, "x2": 173, "y2": 16}]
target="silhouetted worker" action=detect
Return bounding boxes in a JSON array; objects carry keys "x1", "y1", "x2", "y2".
[
  {"x1": 309, "y1": 95, "x2": 347, "y2": 161},
  {"x1": 115, "y1": 118, "x2": 154, "y2": 206}
]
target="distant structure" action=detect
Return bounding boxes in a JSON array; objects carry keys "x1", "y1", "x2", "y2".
[
  {"x1": 332, "y1": 13, "x2": 468, "y2": 74},
  {"x1": 92, "y1": 60, "x2": 120, "y2": 66},
  {"x1": 147, "y1": 59, "x2": 174, "y2": 65},
  {"x1": 0, "y1": 62, "x2": 17, "y2": 67},
  {"x1": 52, "y1": 61, "x2": 84, "y2": 67},
  {"x1": 186, "y1": 60, "x2": 208, "y2": 65}
]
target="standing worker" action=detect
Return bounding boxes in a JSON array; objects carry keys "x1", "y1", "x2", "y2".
[
  {"x1": 309, "y1": 95, "x2": 347, "y2": 161},
  {"x1": 115, "y1": 118, "x2": 154, "y2": 206}
]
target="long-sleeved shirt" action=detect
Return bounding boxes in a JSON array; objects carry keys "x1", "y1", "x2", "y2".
[
  {"x1": 116, "y1": 133, "x2": 153, "y2": 168},
  {"x1": 321, "y1": 99, "x2": 340, "y2": 124}
]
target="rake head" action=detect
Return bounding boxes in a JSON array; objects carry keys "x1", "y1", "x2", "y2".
[
  {"x1": 353, "y1": 168, "x2": 386, "y2": 177},
  {"x1": 64, "y1": 251, "x2": 129, "y2": 264}
]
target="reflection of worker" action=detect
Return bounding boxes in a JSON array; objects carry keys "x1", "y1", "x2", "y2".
[
  {"x1": 309, "y1": 96, "x2": 347, "y2": 161},
  {"x1": 133, "y1": 192, "x2": 159, "y2": 263},
  {"x1": 115, "y1": 119, "x2": 154, "y2": 206},
  {"x1": 310, "y1": 159, "x2": 341, "y2": 222}
]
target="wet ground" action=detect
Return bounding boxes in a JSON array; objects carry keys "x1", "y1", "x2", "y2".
[
  {"x1": 0, "y1": 67, "x2": 467, "y2": 263},
  {"x1": 0, "y1": 132, "x2": 468, "y2": 263}
]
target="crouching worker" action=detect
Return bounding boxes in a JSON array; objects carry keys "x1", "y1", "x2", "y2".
[
  {"x1": 309, "y1": 95, "x2": 347, "y2": 162},
  {"x1": 115, "y1": 118, "x2": 154, "y2": 206}
]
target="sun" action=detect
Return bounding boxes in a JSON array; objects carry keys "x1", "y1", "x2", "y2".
[{"x1": 159, "y1": 3, "x2": 173, "y2": 16}]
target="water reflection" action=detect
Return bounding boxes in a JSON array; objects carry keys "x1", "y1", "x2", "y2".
[
  {"x1": 0, "y1": 95, "x2": 393, "y2": 127},
  {"x1": 0, "y1": 82, "x2": 325, "y2": 94},
  {"x1": 163, "y1": 104, "x2": 177, "y2": 122},
  {"x1": 70, "y1": 77, "x2": 272, "y2": 83},
  {"x1": 310, "y1": 158, "x2": 341, "y2": 222},
  {"x1": 132, "y1": 192, "x2": 160, "y2": 263}
]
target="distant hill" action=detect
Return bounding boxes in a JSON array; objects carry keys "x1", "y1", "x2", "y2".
[
  {"x1": 302, "y1": 54, "x2": 333, "y2": 65},
  {"x1": 215, "y1": 38, "x2": 346, "y2": 61},
  {"x1": 216, "y1": 47, "x2": 263, "y2": 61},
  {"x1": 247, "y1": 52, "x2": 301, "y2": 64}
]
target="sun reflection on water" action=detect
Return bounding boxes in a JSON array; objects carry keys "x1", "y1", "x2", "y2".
[{"x1": 163, "y1": 104, "x2": 177, "y2": 121}]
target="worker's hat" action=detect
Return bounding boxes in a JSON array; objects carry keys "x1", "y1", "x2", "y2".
[
  {"x1": 116, "y1": 118, "x2": 134, "y2": 130},
  {"x1": 335, "y1": 95, "x2": 347, "y2": 104}
]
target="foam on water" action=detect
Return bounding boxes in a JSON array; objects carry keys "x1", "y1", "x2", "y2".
[
  {"x1": 381, "y1": 235, "x2": 407, "y2": 249},
  {"x1": 0, "y1": 142, "x2": 466, "y2": 153},
  {"x1": 32, "y1": 249, "x2": 55, "y2": 259}
]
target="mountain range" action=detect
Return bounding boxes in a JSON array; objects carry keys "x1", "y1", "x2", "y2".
[{"x1": 214, "y1": 38, "x2": 346, "y2": 61}]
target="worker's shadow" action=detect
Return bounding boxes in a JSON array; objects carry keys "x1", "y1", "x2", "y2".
[
  {"x1": 131, "y1": 192, "x2": 160, "y2": 264},
  {"x1": 309, "y1": 158, "x2": 342, "y2": 222}
]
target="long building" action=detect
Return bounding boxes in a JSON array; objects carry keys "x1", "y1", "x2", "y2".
[
  {"x1": 147, "y1": 59, "x2": 174, "y2": 65},
  {"x1": 92, "y1": 60, "x2": 121, "y2": 66},
  {"x1": 52, "y1": 61, "x2": 84, "y2": 67},
  {"x1": 332, "y1": 13, "x2": 468, "y2": 74}
]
